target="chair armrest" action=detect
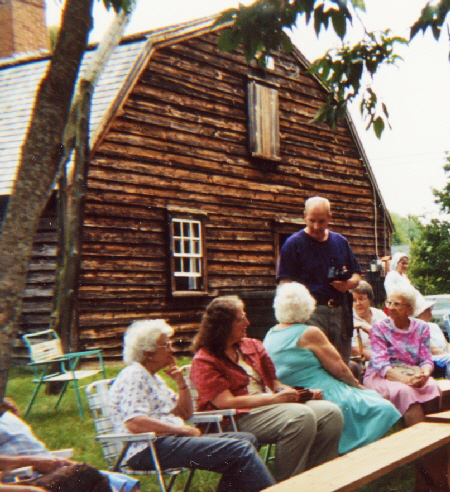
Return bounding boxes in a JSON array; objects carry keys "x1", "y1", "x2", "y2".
[
  {"x1": 94, "y1": 432, "x2": 156, "y2": 444},
  {"x1": 197, "y1": 409, "x2": 237, "y2": 417},
  {"x1": 51, "y1": 449, "x2": 74, "y2": 458},
  {"x1": 61, "y1": 350, "x2": 102, "y2": 359},
  {"x1": 2, "y1": 466, "x2": 34, "y2": 481},
  {"x1": 187, "y1": 414, "x2": 223, "y2": 424}
]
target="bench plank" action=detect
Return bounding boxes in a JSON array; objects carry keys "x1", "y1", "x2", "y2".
[
  {"x1": 439, "y1": 380, "x2": 450, "y2": 411},
  {"x1": 426, "y1": 411, "x2": 450, "y2": 424},
  {"x1": 265, "y1": 423, "x2": 450, "y2": 492}
]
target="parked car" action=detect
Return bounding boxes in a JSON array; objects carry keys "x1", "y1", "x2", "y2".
[{"x1": 424, "y1": 294, "x2": 450, "y2": 330}]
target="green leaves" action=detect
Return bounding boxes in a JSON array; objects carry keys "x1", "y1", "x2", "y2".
[
  {"x1": 308, "y1": 30, "x2": 406, "y2": 136},
  {"x1": 410, "y1": 0, "x2": 450, "y2": 40},
  {"x1": 102, "y1": 0, "x2": 134, "y2": 13},
  {"x1": 215, "y1": 0, "x2": 360, "y2": 66},
  {"x1": 215, "y1": 0, "x2": 412, "y2": 137}
]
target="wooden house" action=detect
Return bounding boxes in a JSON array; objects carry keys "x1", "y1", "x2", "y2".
[{"x1": 0, "y1": 14, "x2": 393, "y2": 359}]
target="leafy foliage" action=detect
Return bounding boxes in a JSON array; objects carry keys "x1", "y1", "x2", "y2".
[
  {"x1": 409, "y1": 219, "x2": 450, "y2": 295},
  {"x1": 433, "y1": 154, "x2": 450, "y2": 213},
  {"x1": 216, "y1": 0, "x2": 362, "y2": 66},
  {"x1": 409, "y1": 158, "x2": 450, "y2": 294},
  {"x1": 308, "y1": 30, "x2": 406, "y2": 136},
  {"x1": 215, "y1": 0, "x2": 450, "y2": 137},
  {"x1": 410, "y1": 0, "x2": 450, "y2": 40},
  {"x1": 390, "y1": 213, "x2": 421, "y2": 246},
  {"x1": 102, "y1": 0, "x2": 134, "y2": 13}
]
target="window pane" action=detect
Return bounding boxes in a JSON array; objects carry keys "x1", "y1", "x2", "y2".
[{"x1": 171, "y1": 218, "x2": 204, "y2": 291}]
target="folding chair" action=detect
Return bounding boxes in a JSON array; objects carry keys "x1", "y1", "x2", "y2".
[
  {"x1": 23, "y1": 329, "x2": 106, "y2": 418},
  {"x1": 350, "y1": 326, "x2": 367, "y2": 381},
  {"x1": 179, "y1": 365, "x2": 276, "y2": 464},
  {"x1": 85, "y1": 379, "x2": 222, "y2": 492},
  {"x1": 180, "y1": 365, "x2": 238, "y2": 431}
]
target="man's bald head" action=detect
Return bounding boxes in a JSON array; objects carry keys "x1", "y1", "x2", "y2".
[{"x1": 304, "y1": 196, "x2": 331, "y2": 215}]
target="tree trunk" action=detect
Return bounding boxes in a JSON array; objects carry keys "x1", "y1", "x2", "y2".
[
  {"x1": 0, "y1": 0, "x2": 94, "y2": 402},
  {"x1": 51, "y1": 80, "x2": 92, "y2": 355}
]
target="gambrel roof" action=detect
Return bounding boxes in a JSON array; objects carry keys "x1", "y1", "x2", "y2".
[
  {"x1": 0, "y1": 16, "x2": 216, "y2": 195},
  {"x1": 0, "y1": 14, "x2": 390, "y2": 227}
]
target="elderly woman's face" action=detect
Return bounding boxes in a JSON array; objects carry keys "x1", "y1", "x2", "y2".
[
  {"x1": 352, "y1": 291, "x2": 371, "y2": 317},
  {"x1": 228, "y1": 308, "x2": 250, "y2": 345},
  {"x1": 146, "y1": 333, "x2": 175, "y2": 370},
  {"x1": 396, "y1": 257, "x2": 409, "y2": 274},
  {"x1": 386, "y1": 294, "x2": 413, "y2": 322}
]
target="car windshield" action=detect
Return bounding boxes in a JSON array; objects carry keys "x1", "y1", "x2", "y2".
[{"x1": 431, "y1": 298, "x2": 450, "y2": 311}]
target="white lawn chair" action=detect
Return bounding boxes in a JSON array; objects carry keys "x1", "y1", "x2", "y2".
[
  {"x1": 23, "y1": 329, "x2": 106, "y2": 418},
  {"x1": 85, "y1": 378, "x2": 223, "y2": 492}
]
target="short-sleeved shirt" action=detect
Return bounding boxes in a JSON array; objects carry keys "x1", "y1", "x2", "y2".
[
  {"x1": 365, "y1": 317, "x2": 434, "y2": 378},
  {"x1": 352, "y1": 308, "x2": 387, "y2": 350},
  {"x1": 429, "y1": 322, "x2": 448, "y2": 352},
  {"x1": 191, "y1": 338, "x2": 277, "y2": 421},
  {"x1": 109, "y1": 362, "x2": 184, "y2": 461},
  {"x1": 0, "y1": 410, "x2": 139, "y2": 492},
  {"x1": 277, "y1": 230, "x2": 361, "y2": 302}
]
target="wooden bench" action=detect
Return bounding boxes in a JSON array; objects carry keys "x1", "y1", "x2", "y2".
[
  {"x1": 264, "y1": 422, "x2": 450, "y2": 492},
  {"x1": 438, "y1": 379, "x2": 450, "y2": 410}
]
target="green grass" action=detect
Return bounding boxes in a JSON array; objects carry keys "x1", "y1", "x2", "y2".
[{"x1": 5, "y1": 362, "x2": 415, "y2": 491}]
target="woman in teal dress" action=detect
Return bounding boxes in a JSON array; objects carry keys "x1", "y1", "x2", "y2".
[{"x1": 264, "y1": 282, "x2": 401, "y2": 454}]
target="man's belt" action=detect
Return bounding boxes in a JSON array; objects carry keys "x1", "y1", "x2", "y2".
[{"x1": 315, "y1": 296, "x2": 343, "y2": 308}]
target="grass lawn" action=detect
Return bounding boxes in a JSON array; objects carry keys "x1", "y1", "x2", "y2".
[{"x1": 5, "y1": 360, "x2": 415, "y2": 491}]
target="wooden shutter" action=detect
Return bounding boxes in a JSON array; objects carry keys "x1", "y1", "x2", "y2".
[{"x1": 248, "y1": 80, "x2": 280, "y2": 159}]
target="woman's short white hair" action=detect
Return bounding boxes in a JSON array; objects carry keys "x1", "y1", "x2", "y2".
[
  {"x1": 123, "y1": 319, "x2": 174, "y2": 364},
  {"x1": 273, "y1": 282, "x2": 316, "y2": 324},
  {"x1": 388, "y1": 285, "x2": 418, "y2": 311}
]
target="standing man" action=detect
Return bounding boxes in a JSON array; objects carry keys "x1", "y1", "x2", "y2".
[{"x1": 277, "y1": 196, "x2": 361, "y2": 363}]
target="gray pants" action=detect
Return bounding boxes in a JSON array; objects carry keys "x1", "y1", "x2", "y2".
[
  {"x1": 306, "y1": 304, "x2": 352, "y2": 364},
  {"x1": 231, "y1": 400, "x2": 343, "y2": 482}
]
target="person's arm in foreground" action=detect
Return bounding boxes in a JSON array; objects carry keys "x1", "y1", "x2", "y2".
[
  {"x1": 0, "y1": 455, "x2": 71, "y2": 474},
  {"x1": 0, "y1": 485, "x2": 47, "y2": 492}
]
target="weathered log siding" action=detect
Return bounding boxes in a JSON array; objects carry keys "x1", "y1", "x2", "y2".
[
  {"x1": 78, "y1": 31, "x2": 389, "y2": 356},
  {"x1": 15, "y1": 194, "x2": 58, "y2": 361}
]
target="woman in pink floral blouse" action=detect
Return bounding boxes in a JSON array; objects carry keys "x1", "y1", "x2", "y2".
[{"x1": 363, "y1": 285, "x2": 441, "y2": 426}]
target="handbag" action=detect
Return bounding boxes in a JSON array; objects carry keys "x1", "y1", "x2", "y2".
[{"x1": 394, "y1": 365, "x2": 421, "y2": 376}]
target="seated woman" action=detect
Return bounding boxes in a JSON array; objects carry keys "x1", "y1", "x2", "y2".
[
  {"x1": 415, "y1": 295, "x2": 450, "y2": 379},
  {"x1": 190, "y1": 296, "x2": 344, "y2": 483},
  {"x1": 351, "y1": 280, "x2": 386, "y2": 361},
  {"x1": 363, "y1": 285, "x2": 442, "y2": 426},
  {"x1": 263, "y1": 282, "x2": 400, "y2": 455},
  {"x1": 108, "y1": 319, "x2": 274, "y2": 492}
]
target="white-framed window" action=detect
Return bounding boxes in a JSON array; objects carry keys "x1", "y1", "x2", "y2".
[
  {"x1": 170, "y1": 218, "x2": 205, "y2": 292},
  {"x1": 248, "y1": 79, "x2": 280, "y2": 160}
]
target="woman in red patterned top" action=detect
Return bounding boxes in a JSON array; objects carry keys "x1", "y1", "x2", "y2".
[{"x1": 191, "y1": 295, "x2": 344, "y2": 483}]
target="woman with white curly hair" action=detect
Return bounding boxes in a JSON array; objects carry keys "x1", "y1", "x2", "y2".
[
  {"x1": 264, "y1": 282, "x2": 401, "y2": 455},
  {"x1": 364, "y1": 285, "x2": 442, "y2": 427},
  {"x1": 108, "y1": 319, "x2": 276, "y2": 492}
]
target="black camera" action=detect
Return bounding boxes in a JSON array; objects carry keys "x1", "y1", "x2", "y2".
[{"x1": 327, "y1": 266, "x2": 352, "y2": 282}]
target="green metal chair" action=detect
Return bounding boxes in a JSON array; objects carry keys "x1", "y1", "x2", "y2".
[{"x1": 22, "y1": 329, "x2": 106, "y2": 418}]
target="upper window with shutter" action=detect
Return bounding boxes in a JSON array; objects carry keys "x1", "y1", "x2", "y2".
[{"x1": 247, "y1": 80, "x2": 280, "y2": 161}]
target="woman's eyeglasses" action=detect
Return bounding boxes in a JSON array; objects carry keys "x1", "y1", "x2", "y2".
[
  {"x1": 155, "y1": 341, "x2": 174, "y2": 350},
  {"x1": 385, "y1": 300, "x2": 408, "y2": 308}
]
